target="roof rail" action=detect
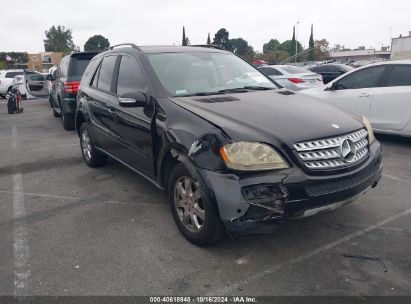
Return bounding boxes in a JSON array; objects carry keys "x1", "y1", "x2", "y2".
[
  {"x1": 108, "y1": 43, "x2": 141, "y2": 51},
  {"x1": 192, "y1": 44, "x2": 225, "y2": 50}
]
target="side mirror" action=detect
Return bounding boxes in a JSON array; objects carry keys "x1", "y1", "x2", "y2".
[
  {"x1": 119, "y1": 91, "x2": 147, "y2": 107},
  {"x1": 45, "y1": 74, "x2": 54, "y2": 81},
  {"x1": 325, "y1": 82, "x2": 338, "y2": 91}
]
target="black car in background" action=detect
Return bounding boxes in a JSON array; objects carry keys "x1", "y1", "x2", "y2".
[
  {"x1": 309, "y1": 63, "x2": 354, "y2": 84},
  {"x1": 47, "y1": 51, "x2": 98, "y2": 130},
  {"x1": 75, "y1": 44, "x2": 382, "y2": 246}
]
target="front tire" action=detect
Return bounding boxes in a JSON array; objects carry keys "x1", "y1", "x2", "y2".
[
  {"x1": 168, "y1": 163, "x2": 225, "y2": 246},
  {"x1": 79, "y1": 123, "x2": 107, "y2": 167}
]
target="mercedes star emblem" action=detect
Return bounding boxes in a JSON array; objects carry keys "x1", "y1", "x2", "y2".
[{"x1": 340, "y1": 138, "x2": 356, "y2": 162}]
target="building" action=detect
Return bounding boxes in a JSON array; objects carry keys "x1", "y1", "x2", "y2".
[
  {"x1": 27, "y1": 52, "x2": 63, "y2": 72},
  {"x1": 391, "y1": 31, "x2": 411, "y2": 60},
  {"x1": 329, "y1": 48, "x2": 390, "y2": 63}
]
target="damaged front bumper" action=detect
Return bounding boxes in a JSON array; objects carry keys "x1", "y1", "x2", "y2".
[{"x1": 198, "y1": 141, "x2": 383, "y2": 234}]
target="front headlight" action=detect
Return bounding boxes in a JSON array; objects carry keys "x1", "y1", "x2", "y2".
[
  {"x1": 219, "y1": 142, "x2": 289, "y2": 171},
  {"x1": 362, "y1": 115, "x2": 375, "y2": 143}
]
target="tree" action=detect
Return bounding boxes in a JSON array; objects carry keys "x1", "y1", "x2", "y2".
[
  {"x1": 230, "y1": 38, "x2": 254, "y2": 57},
  {"x1": 213, "y1": 28, "x2": 232, "y2": 50},
  {"x1": 44, "y1": 25, "x2": 77, "y2": 53},
  {"x1": 84, "y1": 35, "x2": 110, "y2": 51},
  {"x1": 315, "y1": 39, "x2": 330, "y2": 53},
  {"x1": 314, "y1": 39, "x2": 330, "y2": 60},
  {"x1": 278, "y1": 40, "x2": 303, "y2": 58},
  {"x1": 207, "y1": 33, "x2": 211, "y2": 45},
  {"x1": 0, "y1": 52, "x2": 29, "y2": 69},
  {"x1": 291, "y1": 25, "x2": 296, "y2": 56},
  {"x1": 182, "y1": 26, "x2": 190, "y2": 46},
  {"x1": 263, "y1": 39, "x2": 280, "y2": 54},
  {"x1": 307, "y1": 24, "x2": 315, "y2": 61},
  {"x1": 331, "y1": 44, "x2": 345, "y2": 52}
]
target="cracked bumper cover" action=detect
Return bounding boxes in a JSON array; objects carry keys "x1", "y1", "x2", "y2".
[{"x1": 198, "y1": 141, "x2": 382, "y2": 233}]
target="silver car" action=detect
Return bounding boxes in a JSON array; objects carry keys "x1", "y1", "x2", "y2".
[{"x1": 258, "y1": 65, "x2": 324, "y2": 91}]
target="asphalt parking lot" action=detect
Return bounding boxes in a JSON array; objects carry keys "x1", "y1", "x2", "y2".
[{"x1": 0, "y1": 98, "x2": 410, "y2": 297}]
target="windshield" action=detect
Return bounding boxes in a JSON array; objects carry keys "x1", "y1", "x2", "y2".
[{"x1": 147, "y1": 52, "x2": 278, "y2": 96}]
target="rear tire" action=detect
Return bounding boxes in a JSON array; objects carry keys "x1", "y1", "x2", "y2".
[
  {"x1": 79, "y1": 123, "x2": 107, "y2": 167},
  {"x1": 61, "y1": 104, "x2": 74, "y2": 130},
  {"x1": 168, "y1": 163, "x2": 225, "y2": 246}
]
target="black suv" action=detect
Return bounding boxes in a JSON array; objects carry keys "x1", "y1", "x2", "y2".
[
  {"x1": 75, "y1": 44, "x2": 382, "y2": 246},
  {"x1": 48, "y1": 51, "x2": 98, "y2": 130}
]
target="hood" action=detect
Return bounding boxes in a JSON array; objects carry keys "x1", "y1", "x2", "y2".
[{"x1": 171, "y1": 90, "x2": 364, "y2": 148}]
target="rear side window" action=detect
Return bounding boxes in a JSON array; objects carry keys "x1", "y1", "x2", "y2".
[
  {"x1": 116, "y1": 56, "x2": 146, "y2": 95},
  {"x1": 5, "y1": 72, "x2": 23, "y2": 78},
  {"x1": 336, "y1": 66, "x2": 386, "y2": 90},
  {"x1": 96, "y1": 56, "x2": 117, "y2": 92},
  {"x1": 385, "y1": 65, "x2": 411, "y2": 87},
  {"x1": 260, "y1": 67, "x2": 282, "y2": 76}
]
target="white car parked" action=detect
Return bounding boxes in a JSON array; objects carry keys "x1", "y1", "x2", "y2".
[
  {"x1": 300, "y1": 60, "x2": 411, "y2": 137},
  {"x1": 258, "y1": 65, "x2": 323, "y2": 91},
  {"x1": 0, "y1": 69, "x2": 25, "y2": 97}
]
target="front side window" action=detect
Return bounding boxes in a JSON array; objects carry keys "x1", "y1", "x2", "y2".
[
  {"x1": 97, "y1": 56, "x2": 117, "y2": 92},
  {"x1": 147, "y1": 52, "x2": 278, "y2": 96},
  {"x1": 385, "y1": 65, "x2": 411, "y2": 87},
  {"x1": 116, "y1": 56, "x2": 146, "y2": 95},
  {"x1": 336, "y1": 66, "x2": 386, "y2": 90}
]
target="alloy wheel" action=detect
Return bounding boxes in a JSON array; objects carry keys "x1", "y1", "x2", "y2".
[
  {"x1": 173, "y1": 176, "x2": 205, "y2": 232},
  {"x1": 81, "y1": 129, "x2": 92, "y2": 161}
]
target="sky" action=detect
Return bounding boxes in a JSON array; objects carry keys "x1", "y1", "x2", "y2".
[{"x1": 0, "y1": 0, "x2": 410, "y2": 53}]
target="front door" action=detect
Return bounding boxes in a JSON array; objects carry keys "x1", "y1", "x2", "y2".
[
  {"x1": 108, "y1": 55, "x2": 155, "y2": 179},
  {"x1": 322, "y1": 65, "x2": 388, "y2": 119}
]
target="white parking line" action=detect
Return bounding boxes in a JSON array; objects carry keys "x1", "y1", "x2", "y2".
[
  {"x1": 12, "y1": 125, "x2": 31, "y2": 296},
  {"x1": 0, "y1": 190, "x2": 159, "y2": 207},
  {"x1": 0, "y1": 190, "x2": 78, "y2": 201},
  {"x1": 30, "y1": 143, "x2": 78, "y2": 151},
  {"x1": 208, "y1": 206, "x2": 411, "y2": 296},
  {"x1": 383, "y1": 173, "x2": 411, "y2": 185}
]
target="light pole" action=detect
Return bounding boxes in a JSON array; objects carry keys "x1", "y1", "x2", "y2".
[{"x1": 295, "y1": 21, "x2": 300, "y2": 63}]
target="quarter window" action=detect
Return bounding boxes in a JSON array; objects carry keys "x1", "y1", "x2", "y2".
[
  {"x1": 97, "y1": 56, "x2": 117, "y2": 92},
  {"x1": 385, "y1": 65, "x2": 411, "y2": 87},
  {"x1": 336, "y1": 66, "x2": 386, "y2": 90}
]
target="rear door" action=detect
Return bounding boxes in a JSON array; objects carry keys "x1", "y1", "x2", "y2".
[
  {"x1": 370, "y1": 64, "x2": 411, "y2": 131},
  {"x1": 25, "y1": 71, "x2": 49, "y2": 97},
  {"x1": 86, "y1": 55, "x2": 119, "y2": 151},
  {"x1": 320, "y1": 65, "x2": 388, "y2": 118}
]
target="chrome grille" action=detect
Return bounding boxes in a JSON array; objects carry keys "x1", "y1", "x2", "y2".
[{"x1": 294, "y1": 129, "x2": 369, "y2": 170}]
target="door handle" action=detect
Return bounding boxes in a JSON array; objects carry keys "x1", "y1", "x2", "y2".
[{"x1": 358, "y1": 93, "x2": 371, "y2": 98}]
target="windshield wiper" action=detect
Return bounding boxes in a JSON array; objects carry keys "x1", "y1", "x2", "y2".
[
  {"x1": 242, "y1": 86, "x2": 274, "y2": 90},
  {"x1": 176, "y1": 86, "x2": 273, "y2": 97}
]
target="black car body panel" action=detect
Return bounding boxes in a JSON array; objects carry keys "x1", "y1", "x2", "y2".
[
  {"x1": 75, "y1": 46, "x2": 382, "y2": 236},
  {"x1": 171, "y1": 91, "x2": 364, "y2": 145},
  {"x1": 309, "y1": 63, "x2": 354, "y2": 84},
  {"x1": 50, "y1": 51, "x2": 99, "y2": 116}
]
